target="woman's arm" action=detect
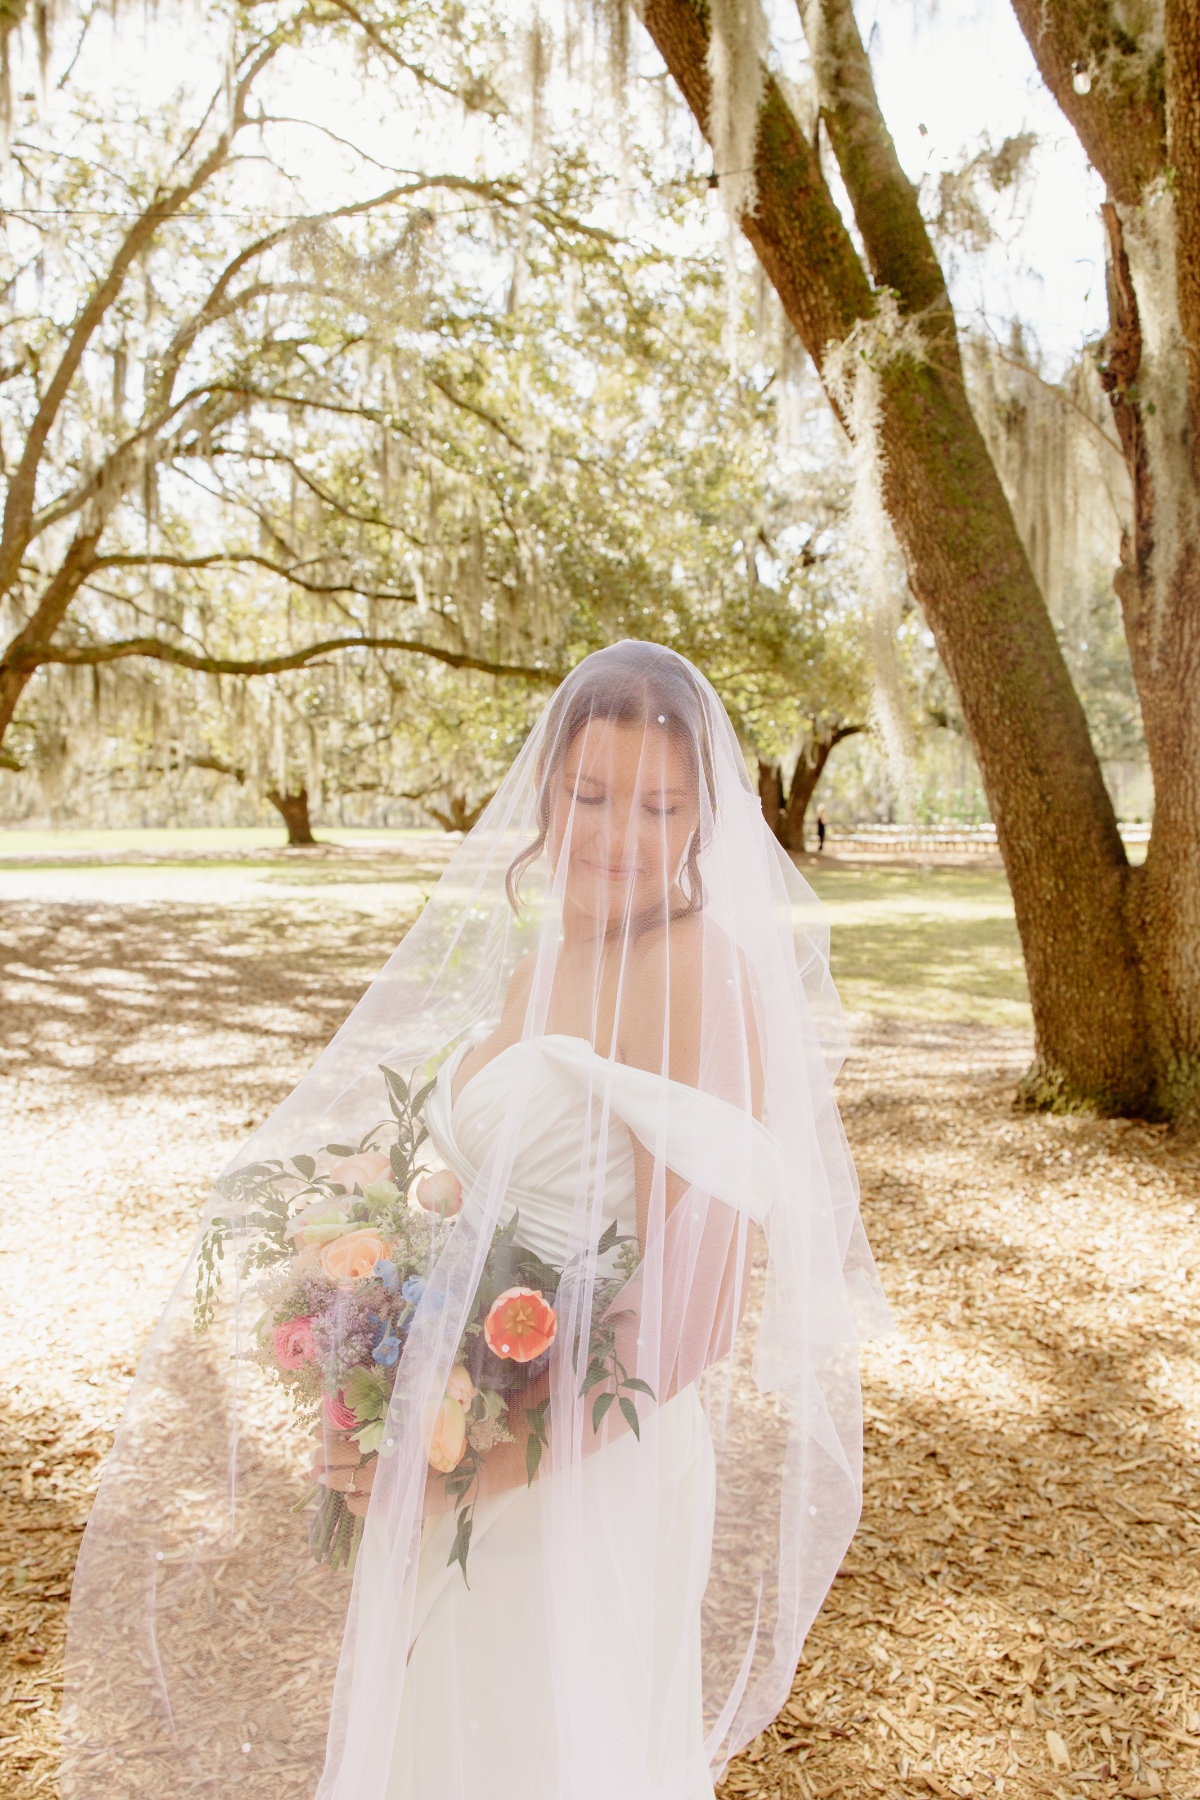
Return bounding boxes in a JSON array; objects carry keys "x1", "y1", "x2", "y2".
[{"x1": 618, "y1": 912, "x2": 764, "y2": 1379}]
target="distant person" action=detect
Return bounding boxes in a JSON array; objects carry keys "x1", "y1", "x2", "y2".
[{"x1": 816, "y1": 804, "x2": 827, "y2": 852}]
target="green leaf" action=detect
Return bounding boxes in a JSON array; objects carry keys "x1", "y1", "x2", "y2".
[
  {"x1": 354, "y1": 1421, "x2": 384, "y2": 1455},
  {"x1": 525, "y1": 1397, "x2": 550, "y2": 1443},
  {"x1": 622, "y1": 1377, "x2": 655, "y2": 1398},
  {"x1": 596, "y1": 1218, "x2": 619, "y2": 1255},
  {"x1": 525, "y1": 1433, "x2": 543, "y2": 1485},
  {"x1": 580, "y1": 1364, "x2": 608, "y2": 1396},
  {"x1": 618, "y1": 1396, "x2": 641, "y2": 1440},
  {"x1": 494, "y1": 1210, "x2": 521, "y2": 1248},
  {"x1": 292, "y1": 1154, "x2": 316, "y2": 1180},
  {"x1": 389, "y1": 1144, "x2": 408, "y2": 1184},
  {"x1": 380, "y1": 1065, "x2": 409, "y2": 1103},
  {"x1": 411, "y1": 1078, "x2": 437, "y2": 1114},
  {"x1": 592, "y1": 1390, "x2": 615, "y2": 1432},
  {"x1": 343, "y1": 1367, "x2": 389, "y2": 1421},
  {"x1": 447, "y1": 1504, "x2": 474, "y2": 1584},
  {"x1": 324, "y1": 1143, "x2": 358, "y2": 1159}
]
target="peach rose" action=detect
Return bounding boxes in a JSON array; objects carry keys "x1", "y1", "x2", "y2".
[
  {"x1": 273, "y1": 1317, "x2": 314, "y2": 1369},
  {"x1": 422, "y1": 1396, "x2": 467, "y2": 1473},
  {"x1": 415, "y1": 1168, "x2": 463, "y2": 1217},
  {"x1": 319, "y1": 1229, "x2": 391, "y2": 1283},
  {"x1": 483, "y1": 1287, "x2": 557, "y2": 1363},
  {"x1": 445, "y1": 1363, "x2": 476, "y2": 1407},
  {"x1": 326, "y1": 1151, "x2": 392, "y2": 1192}
]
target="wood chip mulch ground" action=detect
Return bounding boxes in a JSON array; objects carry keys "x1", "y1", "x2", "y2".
[{"x1": 2, "y1": 887, "x2": 1199, "y2": 1800}]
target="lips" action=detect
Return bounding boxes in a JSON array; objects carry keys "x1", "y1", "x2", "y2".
[{"x1": 580, "y1": 858, "x2": 637, "y2": 880}]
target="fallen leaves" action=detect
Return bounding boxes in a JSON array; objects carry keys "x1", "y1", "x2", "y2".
[
  {"x1": 716, "y1": 1015, "x2": 1200, "y2": 1800},
  {"x1": 2, "y1": 853, "x2": 1199, "y2": 1799}
]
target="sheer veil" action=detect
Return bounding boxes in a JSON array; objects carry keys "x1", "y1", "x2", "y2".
[{"x1": 62, "y1": 641, "x2": 890, "y2": 1800}]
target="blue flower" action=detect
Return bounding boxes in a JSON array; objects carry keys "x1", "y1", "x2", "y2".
[
  {"x1": 373, "y1": 1332, "x2": 401, "y2": 1367},
  {"x1": 375, "y1": 1259, "x2": 400, "y2": 1293},
  {"x1": 401, "y1": 1276, "x2": 425, "y2": 1305}
]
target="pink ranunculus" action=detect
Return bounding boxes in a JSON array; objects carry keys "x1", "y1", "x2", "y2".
[
  {"x1": 483, "y1": 1288, "x2": 557, "y2": 1364},
  {"x1": 422, "y1": 1395, "x2": 467, "y2": 1473},
  {"x1": 326, "y1": 1151, "x2": 392, "y2": 1192},
  {"x1": 319, "y1": 1228, "x2": 392, "y2": 1283},
  {"x1": 324, "y1": 1392, "x2": 358, "y2": 1433},
  {"x1": 415, "y1": 1168, "x2": 463, "y2": 1217},
  {"x1": 273, "y1": 1317, "x2": 314, "y2": 1370}
]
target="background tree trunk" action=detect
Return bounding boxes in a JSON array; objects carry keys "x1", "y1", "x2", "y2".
[
  {"x1": 642, "y1": 0, "x2": 1158, "y2": 1117},
  {"x1": 1003, "y1": 0, "x2": 1200, "y2": 1122},
  {"x1": 758, "y1": 726, "x2": 862, "y2": 852},
  {"x1": 266, "y1": 787, "x2": 317, "y2": 848},
  {"x1": 757, "y1": 760, "x2": 784, "y2": 838}
]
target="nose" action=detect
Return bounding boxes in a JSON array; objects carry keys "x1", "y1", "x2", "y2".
[{"x1": 589, "y1": 797, "x2": 638, "y2": 863}]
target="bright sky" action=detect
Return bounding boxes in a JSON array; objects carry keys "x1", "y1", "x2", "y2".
[
  {"x1": 867, "y1": 0, "x2": 1107, "y2": 371},
  {"x1": 759, "y1": 0, "x2": 1107, "y2": 374},
  {"x1": 16, "y1": 0, "x2": 1106, "y2": 376}
]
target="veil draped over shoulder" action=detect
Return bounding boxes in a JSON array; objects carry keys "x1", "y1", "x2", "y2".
[{"x1": 62, "y1": 642, "x2": 889, "y2": 1800}]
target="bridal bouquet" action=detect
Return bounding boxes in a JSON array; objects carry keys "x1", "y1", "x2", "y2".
[{"x1": 193, "y1": 1064, "x2": 647, "y2": 1576}]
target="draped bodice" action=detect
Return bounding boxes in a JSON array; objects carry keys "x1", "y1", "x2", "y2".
[{"x1": 424, "y1": 1033, "x2": 782, "y2": 1270}]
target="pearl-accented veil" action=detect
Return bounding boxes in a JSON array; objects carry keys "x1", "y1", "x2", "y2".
[{"x1": 62, "y1": 641, "x2": 889, "y2": 1800}]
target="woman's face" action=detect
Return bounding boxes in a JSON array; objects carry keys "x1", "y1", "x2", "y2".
[{"x1": 547, "y1": 716, "x2": 699, "y2": 930}]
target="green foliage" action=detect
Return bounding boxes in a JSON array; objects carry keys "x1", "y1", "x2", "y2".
[{"x1": 0, "y1": 0, "x2": 869, "y2": 827}]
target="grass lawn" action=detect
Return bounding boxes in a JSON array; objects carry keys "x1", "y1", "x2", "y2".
[
  {"x1": 0, "y1": 829, "x2": 1028, "y2": 1028},
  {"x1": 806, "y1": 862, "x2": 1030, "y2": 1030}
]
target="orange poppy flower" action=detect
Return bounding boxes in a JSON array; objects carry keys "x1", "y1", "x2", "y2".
[{"x1": 483, "y1": 1288, "x2": 557, "y2": 1363}]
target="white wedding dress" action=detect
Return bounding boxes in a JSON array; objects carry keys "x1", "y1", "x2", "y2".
[{"x1": 383, "y1": 1035, "x2": 780, "y2": 1800}]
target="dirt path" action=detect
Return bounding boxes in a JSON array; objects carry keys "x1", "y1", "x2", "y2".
[{"x1": 2, "y1": 861, "x2": 1198, "y2": 1799}]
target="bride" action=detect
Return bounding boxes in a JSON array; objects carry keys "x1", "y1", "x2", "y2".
[{"x1": 62, "y1": 642, "x2": 888, "y2": 1800}]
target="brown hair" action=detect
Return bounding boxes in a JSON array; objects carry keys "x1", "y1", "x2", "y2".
[{"x1": 505, "y1": 642, "x2": 716, "y2": 914}]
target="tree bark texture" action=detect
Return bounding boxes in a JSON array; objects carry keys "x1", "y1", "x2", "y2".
[
  {"x1": 1007, "y1": 0, "x2": 1200, "y2": 1123},
  {"x1": 266, "y1": 787, "x2": 318, "y2": 847},
  {"x1": 0, "y1": 530, "x2": 102, "y2": 747},
  {"x1": 642, "y1": 0, "x2": 1156, "y2": 1115}
]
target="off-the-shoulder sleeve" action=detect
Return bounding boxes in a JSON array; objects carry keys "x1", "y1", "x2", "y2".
[{"x1": 539, "y1": 1034, "x2": 781, "y2": 1226}]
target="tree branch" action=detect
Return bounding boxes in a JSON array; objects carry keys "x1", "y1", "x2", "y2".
[
  {"x1": 797, "y1": 0, "x2": 949, "y2": 326},
  {"x1": 7, "y1": 632, "x2": 561, "y2": 684},
  {"x1": 1005, "y1": 0, "x2": 1165, "y2": 206},
  {"x1": 642, "y1": 0, "x2": 872, "y2": 369},
  {"x1": 0, "y1": 32, "x2": 286, "y2": 598},
  {"x1": 321, "y1": 0, "x2": 503, "y2": 116},
  {"x1": 91, "y1": 551, "x2": 418, "y2": 605},
  {"x1": 0, "y1": 527, "x2": 103, "y2": 739}
]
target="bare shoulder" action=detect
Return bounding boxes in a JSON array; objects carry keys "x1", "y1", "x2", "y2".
[
  {"x1": 620, "y1": 910, "x2": 739, "y2": 1078},
  {"x1": 620, "y1": 909, "x2": 762, "y2": 1102},
  {"x1": 629, "y1": 907, "x2": 735, "y2": 988}
]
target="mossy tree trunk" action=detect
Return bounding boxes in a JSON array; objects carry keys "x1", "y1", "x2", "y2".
[
  {"x1": 1004, "y1": 0, "x2": 1200, "y2": 1124},
  {"x1": 642, "y1": 0, "x2": 1200, "y2": 1123},
  {"x1": 266, "y1": 786, "x2": 317, "y2": 847}
]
